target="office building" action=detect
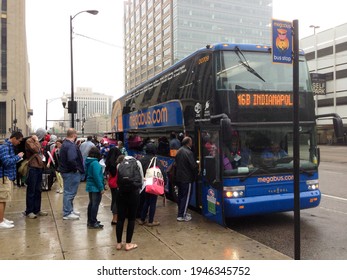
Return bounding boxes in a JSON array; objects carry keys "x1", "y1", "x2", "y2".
[
  {"x1": 124, "y1": 0, "x2": 272, "y2": 92},
  {"x1": 62, "y1": 87, "x2": 113, "y2": 133},
  {"x1": 0, "y1": 0, "x2": 32, "y2": 139},
  {"x1": 301, "y1": 23, "x2": 347, "y2": 144}
]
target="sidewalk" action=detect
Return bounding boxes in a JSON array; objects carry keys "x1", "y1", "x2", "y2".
[{"x1": 0, "y1": 182, "x2": 290, "y2": 260}]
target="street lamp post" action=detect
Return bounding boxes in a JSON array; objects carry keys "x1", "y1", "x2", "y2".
[
  {"x1": 70, "y1": 9, "x2": 98, "y2": 128},
  {"x1": 10, "y1": 99, "x2": 17, "y2": 133},
  {"x1": 310, "y1": 25, "x2": 320, "y2": 115},
  {"x1": 46, "y1": 97, "x2": 66, "y2": 131},
  {"x1": 82, "y1": 104, "x2": 87, "y2": 137}
]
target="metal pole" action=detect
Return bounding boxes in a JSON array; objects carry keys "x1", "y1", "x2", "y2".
[
  {"x1": 293, "y1": 19, "x2": 301, "y2": 260},
  {"x1": 10, "y1": 99, "x2": 13, "y2": 133},
  {"x1": 69, "y1": 10, "x2": 98, "y2": 129},
  {"x1": 13, "y1": 99, "x2": 17, "y2": 131},
  {"x1": 70, "y1": 15, "x2": 75, "y2": 128},
  {"x1": 45, "y1": 99, "x2": 48, "y2": 130}
]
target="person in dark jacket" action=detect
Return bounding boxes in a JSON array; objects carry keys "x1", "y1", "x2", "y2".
[
  {"x1": 174, "y1": 136, "x2": 198, "y2": 222},
  {"x1": 138, "y1": 142, "x2": 167, "y2": 226},
  {"x1": 59, "y1": 128, "x2": 84, "y2": 220}
]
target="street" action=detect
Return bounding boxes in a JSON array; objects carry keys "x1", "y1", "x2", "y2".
[{"x1": 228, "y1": 145, "x2": 347, "y2": 259}]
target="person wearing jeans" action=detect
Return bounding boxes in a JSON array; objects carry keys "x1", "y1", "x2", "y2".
[
  {"x1": 23, "y1": 128, "x2": 49, "y2": 219},
  {"x1": 59, "y1": 128, "x2": 84, "y2": 220},
  {"x1": 61, "y1": 172, "x2": 81, "y2": 218}
]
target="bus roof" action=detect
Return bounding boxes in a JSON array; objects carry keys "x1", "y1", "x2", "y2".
[{"x1": 124, "y1": 43, "x2": 305, "y2": 97}]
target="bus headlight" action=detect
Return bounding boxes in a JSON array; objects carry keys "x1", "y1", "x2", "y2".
[
  {"x1": 306, "y1": 180, "x2": 319, "y2": 190},
  {"x1": 224, "y1": 186, "x2": 245, "y2": 198}
]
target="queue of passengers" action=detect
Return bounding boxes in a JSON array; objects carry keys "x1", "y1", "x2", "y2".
[{"x1": 0, "y1": 128, "x2": 198, "y2": 253}]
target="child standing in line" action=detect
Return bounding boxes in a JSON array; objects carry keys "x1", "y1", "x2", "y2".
[{"x1": 85, "y1": 147, "x2": 105, "y2": 229}]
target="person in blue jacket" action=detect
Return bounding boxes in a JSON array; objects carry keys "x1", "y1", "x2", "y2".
[{"x1": 85, "y1": 146, "x2": 105, "y2": 229}]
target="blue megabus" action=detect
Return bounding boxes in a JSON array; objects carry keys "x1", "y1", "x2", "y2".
[{"x1": 111, "y1": 43, "x2": 342, "y2": 226}]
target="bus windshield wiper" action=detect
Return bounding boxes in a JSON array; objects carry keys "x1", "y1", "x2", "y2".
[{"x1": 234, "y1": 46, "x2": 266, "y2": 82}]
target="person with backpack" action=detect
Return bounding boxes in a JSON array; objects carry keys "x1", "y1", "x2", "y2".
[
  {"x1": 116, "y1": 155, "x2": 144, "y2": 251},
  {"x1": 138, "y1": 142, "x2": 167, "y2": 227},
  {"x1": 0, "y1": 131, "x2": 24, "y2": 229}
]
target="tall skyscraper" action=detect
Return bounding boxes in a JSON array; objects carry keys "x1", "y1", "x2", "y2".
[
  {"x1": 124, "y1": 0, "x2": 272, "y2": 92},
  {"x1": 0, "y1": 0, "x2": 31, "y2": 138}
]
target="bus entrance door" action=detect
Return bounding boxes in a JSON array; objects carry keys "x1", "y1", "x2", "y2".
[{"x1": 200, "y1": 129, "x2": 225, "y2": 226}]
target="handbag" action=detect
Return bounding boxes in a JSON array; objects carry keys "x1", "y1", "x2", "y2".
[
  {"x1": 18, "y1": 154, "x2": 36, "y2": 177},
  {"x1": 108, "y1": 173, "x2": 118, "y2": 188},
  {"x1": 144, "y1": 157, "x2": 164, "y2": 195}
]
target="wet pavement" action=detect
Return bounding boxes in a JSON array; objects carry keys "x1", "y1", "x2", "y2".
[{"x1": 0, "y1": 181, "x2": 290, "y2": 260}]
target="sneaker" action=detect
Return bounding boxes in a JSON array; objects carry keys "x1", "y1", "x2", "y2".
[
  {"x1": 88, "y1": 223, "x2": 104, "y2": 229},
  {"x1": 3, "y1": 218, "x2": 14, "y2": 224},
  {"x1": 0, "y1": 221, "x2": 14, "y2": 229},
  {"x1": 27, "y1": 213, "x2": 37, "y2": 219},
  {"x1": 63, "y1": 213, "x2": 80, "y2": 220},
  {"x1": 137, "y1": 219, "x2": 146, "y2": 225},
  {"x1": 87, "y1": 221, "x2": 101, "y2": 227},
  {"x1": 146, "y1": 221, "x2": 160, "y2": 227},
  {"x1": 36, "y1": 211, "x2": 48, "y2": 216},
  {"x1": 185, "y1": 213, "x2": 192, "y2": 218},
  {"x1": 72, "y1": 210, "x2": 80, "y2": 216},
  {"x1": 177, "y1": 215, "x2": 192, "y2": 222}
]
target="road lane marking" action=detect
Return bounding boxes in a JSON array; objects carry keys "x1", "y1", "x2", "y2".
[
  {"x1": 322, "y1": 194, "x2": 347, "y2": 201},
  {"x1": 319, "y1": 206, "x2": 347, "y2": 216}
]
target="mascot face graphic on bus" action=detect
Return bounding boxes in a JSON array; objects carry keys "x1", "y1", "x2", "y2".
[{"x1": 275, "y1": 28, "x2": 289, "y2": 52}]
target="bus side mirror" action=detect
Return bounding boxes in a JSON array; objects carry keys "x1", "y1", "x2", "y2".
[{"x1": 333, "y1": 116, "x2": 344, "y2": 138}]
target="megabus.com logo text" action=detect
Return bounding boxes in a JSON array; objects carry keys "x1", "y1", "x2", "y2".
[
  {"x1": 129, "y1": 107, "x2": 168, "y2": 128},
  {"x1": 257, "y1": 175, "x2": 294, "y2": 184}
]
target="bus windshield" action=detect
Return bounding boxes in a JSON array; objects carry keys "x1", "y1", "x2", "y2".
[
  {"x1": 216, "y1": 50, "x2": 312, "y2": 92},
  {"x1": 211, "y1": 124, "x2": 318, "y2": 176}
]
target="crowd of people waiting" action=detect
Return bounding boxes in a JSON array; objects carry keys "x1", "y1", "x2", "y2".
[{"x1": 0, "y1": 128, "x2": 198, "y2": 253}]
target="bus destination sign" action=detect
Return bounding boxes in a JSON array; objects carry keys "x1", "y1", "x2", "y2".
[{"x1": 237, "y1": 93, "x2": 293, "y2": 107}]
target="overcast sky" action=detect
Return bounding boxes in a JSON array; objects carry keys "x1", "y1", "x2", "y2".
[{"x1": 25, "y1": 0, "x2": 346, "y2": 130}]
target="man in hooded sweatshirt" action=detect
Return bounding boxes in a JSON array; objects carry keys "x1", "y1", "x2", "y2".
[{"x1": 23, "y1": 128, "x2": 48, "y2": 219}]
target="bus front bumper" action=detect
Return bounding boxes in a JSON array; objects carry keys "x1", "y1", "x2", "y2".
[{"x1": 223, "y1": 190, "x2": 321, "y2": 217}]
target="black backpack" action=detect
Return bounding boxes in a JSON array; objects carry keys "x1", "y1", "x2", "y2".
[{"x1": 117, "y1": 157, "x2": 142, "y2": 192}]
